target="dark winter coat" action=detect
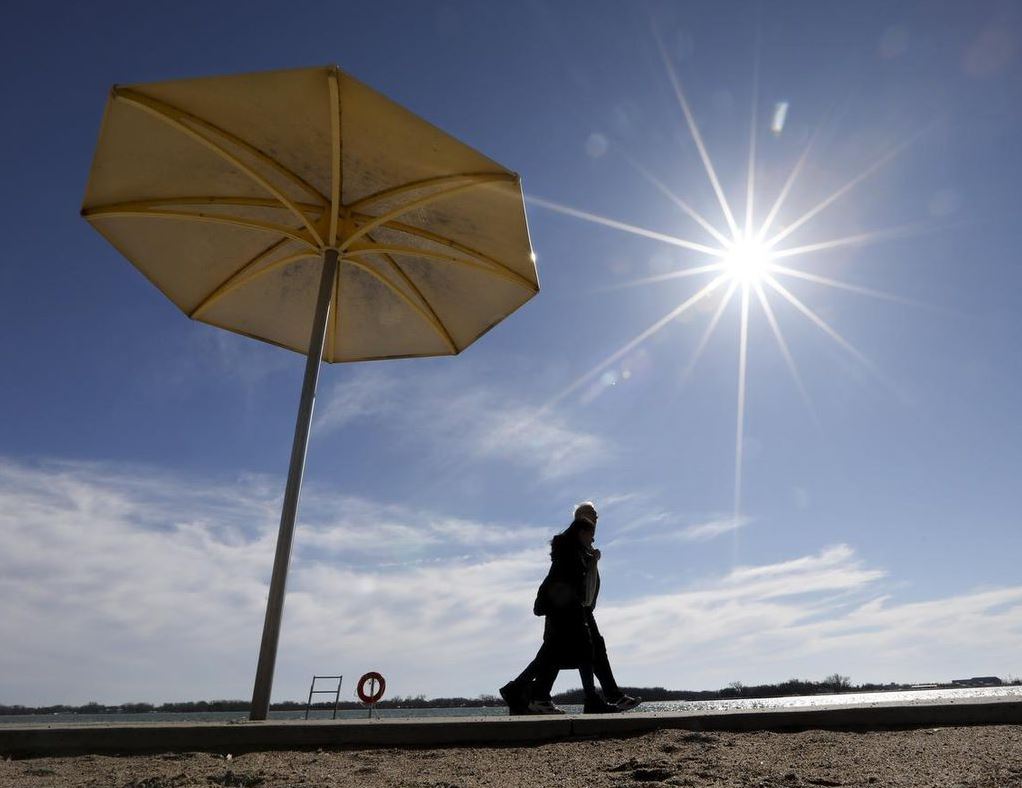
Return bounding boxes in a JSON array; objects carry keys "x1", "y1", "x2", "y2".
[{"x1": 534, "y1": 520, "x2": 601, "y2": 667}]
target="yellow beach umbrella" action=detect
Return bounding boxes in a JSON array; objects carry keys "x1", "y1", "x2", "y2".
[{"x1": 81, "y1": 65, "x2": 538, "y2": 720}]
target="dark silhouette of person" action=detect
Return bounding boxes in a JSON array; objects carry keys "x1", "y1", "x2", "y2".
[{"x1": 500, "y1": 502, "x2": 641, "y2": 714}]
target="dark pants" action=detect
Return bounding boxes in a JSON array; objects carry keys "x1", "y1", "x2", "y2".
[
  {"x1": 512, "y1": 642, "x2": 558, "y2": 700},
  {"x1": 517, "y1": 608, "x2": 621, "y2": 701}
]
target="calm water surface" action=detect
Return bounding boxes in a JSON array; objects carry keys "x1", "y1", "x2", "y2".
[{"x1": 3, "y1": 687, "x2": 1019, "y2": 725}]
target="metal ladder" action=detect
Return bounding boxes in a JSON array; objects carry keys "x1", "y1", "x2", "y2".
[{"x1": 304, "y1": 675, "x2": 343, "y2": 720}]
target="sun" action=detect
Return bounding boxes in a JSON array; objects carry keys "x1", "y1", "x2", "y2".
[
  {"x1": 527, "y1": 24, "x2": 921, "y2": 536},
  {"x1": 723, "y1": 237, "x2": 772, "y2": 284}
]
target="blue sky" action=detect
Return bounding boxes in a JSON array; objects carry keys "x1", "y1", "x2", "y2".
[{"x1": 2, "y1": 1, "x2": 1021, "y2": 705}]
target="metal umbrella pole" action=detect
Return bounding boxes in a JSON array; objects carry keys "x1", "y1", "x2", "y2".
[{"x1": 250, "y1": 248, "x2": 339, "y2": 721}]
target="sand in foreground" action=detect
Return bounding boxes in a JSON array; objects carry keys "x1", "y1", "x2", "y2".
[{"x1": 2, "y1": 725, "x2": 1021, "y2": 787}]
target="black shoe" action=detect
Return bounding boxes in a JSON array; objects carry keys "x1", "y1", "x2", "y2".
[
  {"x1": 583, "y1": 697, "x2": 620, "y2": 714},
  {"x1": 499, "y1": 681, "x2": 530, "y2": 715}
]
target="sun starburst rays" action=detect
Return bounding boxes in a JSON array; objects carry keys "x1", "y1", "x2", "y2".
[
  {"x1": 593, "y1": 263, "x2": 724, "y2": 293},
  {"x1": 752, "y1": 281, "x2": 816, "y2": 422},
  {"x1": 623, "y1": 153, "x2": 734, "y2": 248},
  {"x1": 527, "y1": 196, "x2": 727, "y2": 258},
  {"x1": 682, "y1": 280, "x2": 738, "y2": 382},
  {"x1": 734, "y1": 284, "x2": 751, "y2": 530},
  {"x1": 654, "y1": 26, "x2": 741, "y2": 238},
  {"x1": 526, "y1": 37, "x2": 923, "y2": 543}
]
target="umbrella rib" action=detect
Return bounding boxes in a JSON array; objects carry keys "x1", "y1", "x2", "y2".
[
  {"x1": 114, "y1": 89, "x2": 326, "y2": 249},
  {"x1": 359, "y1": 214, "x2": 538, "y2": 292},
  {"x1": 346, "y1": 242, "x2": 533, "y2": 290},
  {"x1": 190, "y1": 251, "x2": 321, "y2": 318},
  {"x1": 83, "y1": 195, "x2": 326, "y2": 216},
  {"x1": 339, "y1": 177, "x2": 517, "y2": 251},
  {"x1": 348, "y1": 172, "x2": 515, "y2": 212},
  {"x1": 328, "y1": 69, "x2": 341, "y2": 248},
  {"x1": 341, "y1": 257, "x2": 459, "y2": 354},
  {"x1": 82, "y1": 205, "x2": 316, "y2": 247},
  {"x1": 189, "y1": 238, "x2": 289, "y2": 318},
  {"x1": 363, "y1": 232, "x2": 459, "y2": 353}
]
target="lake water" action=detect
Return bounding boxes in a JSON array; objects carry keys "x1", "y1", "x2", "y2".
[{"x1": 2, "y1": 687, "x2": 1019, "y2": 726}]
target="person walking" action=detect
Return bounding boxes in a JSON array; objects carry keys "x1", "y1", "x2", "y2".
[{"x1": 500, "y1": 502, "x2": 641, "y2": 714}]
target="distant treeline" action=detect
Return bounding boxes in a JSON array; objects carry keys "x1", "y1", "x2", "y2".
[
  {"x1": 551, "y1": 674, "x2": 1020, "y2": 704},
  {"x1": 2, "y1": 675, "x2": 1018, "y2": 715}
]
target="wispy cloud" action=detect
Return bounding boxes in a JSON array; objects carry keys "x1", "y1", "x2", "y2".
[
  {"x1": 605, "y1": 499, "x2": 753, "y2": 545},
  {"x1": 3, "y1": 458, "x2": 1021, "y2": 704},
  {"x1": 158, "y1": 326, "x2": 293, "y2": 396},
  {"x1": 0, "y1": 458, "x2": 549, "y2": 704},
  {"x1": 314, "y1": 368, "x2": 610, "y2": 481},
  {"x1": 314, "y1": 369, "x2": 396, "y2": 432},
  {"x1": 680, "y1": 516, "x2": 753, "y2": 541}
]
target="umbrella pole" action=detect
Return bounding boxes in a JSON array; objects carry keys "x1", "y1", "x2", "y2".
[{"x1": 250, "y1": 248, "x2": 339, "y2": 721}]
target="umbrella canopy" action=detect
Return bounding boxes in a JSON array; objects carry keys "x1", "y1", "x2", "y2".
[
  {"x1": 81, "y1": 65, "x2": 538, "y2": 720},
  {"x1": 82, "y1": 65, "x2": 538, "y2": 361}
]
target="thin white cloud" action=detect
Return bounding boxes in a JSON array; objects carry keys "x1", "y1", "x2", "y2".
[
  {"x1": 314, "y1": 369, "x2": 396, "y2": 433},
  {"x1": 680, "y1": 516, "x2": 753, "y2": 541},
  {"x1": 609, "y1": 507, "x2": 679, "y2": 536},
  {"x1": 605, "y1": 501, "x2": 753, "y2": 545},
  {"x1": 157, "y1": 326, "x2": 293, "y2": 396},
  {"x1": 725, "y1": 543, "x2": 856, "y2": 583},
  {"x1": 597, "y1": 492, "x2": 645, "y2": 508},
  {"x1": 314, "y1": 368, "x2": 610, "y2": 481},
  {"x1": 471, "y1": 399, "x2": 606, "y2": 480},
  {"x1": 3, "y1": 458, "x2": 1021, "y2": 705}
]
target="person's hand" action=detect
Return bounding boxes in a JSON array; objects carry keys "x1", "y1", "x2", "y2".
[{"x1": 592, "y1": 548, "x2": 601, "y2": 561}]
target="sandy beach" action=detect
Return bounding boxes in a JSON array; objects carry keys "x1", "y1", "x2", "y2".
[{"x1": 2, "y1": 725, "x2": 1020, "y2": 787}]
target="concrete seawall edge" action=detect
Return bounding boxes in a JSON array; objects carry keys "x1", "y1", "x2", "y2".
[{"x1": 2, "y1": 701, "x2": 1020, "y2": 758}]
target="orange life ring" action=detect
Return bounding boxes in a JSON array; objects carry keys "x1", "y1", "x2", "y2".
[{"x1": 357, "y1": 671, "x2": 386, "y2": 704}]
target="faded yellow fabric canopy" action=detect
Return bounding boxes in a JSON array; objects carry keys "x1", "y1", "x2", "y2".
[{"x1": 82, "y1": 65, "x2": 538, "y2": 361}]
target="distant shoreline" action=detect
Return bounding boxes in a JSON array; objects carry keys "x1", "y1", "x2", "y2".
[{"x1": 3, "y1": 677, "x2": 1016, "y2": 715}]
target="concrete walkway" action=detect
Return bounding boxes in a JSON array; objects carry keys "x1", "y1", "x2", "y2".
[{"x1": 3, "y1": 697, "x2": 1020, "y2": 758}]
